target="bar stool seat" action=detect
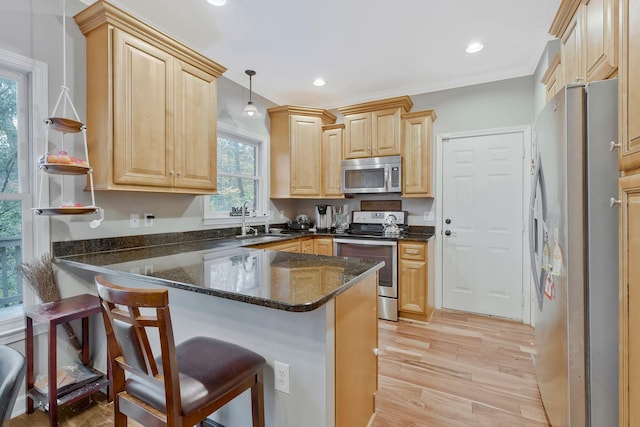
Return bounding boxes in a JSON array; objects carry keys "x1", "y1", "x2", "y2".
[{"x1": 95, "y1": 275, "x2": 266, "y2": 427}]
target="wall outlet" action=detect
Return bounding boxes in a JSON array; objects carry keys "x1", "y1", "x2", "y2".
[
  {"x1": 130, "y1": 213, "x2": 140, "y2": 228},
  {"x1": 423, "y1": 210, "x2": 435, "y2": 222},
  {"x1": 274, "y1": 361, "x2": 290, "y2": 394},
  {"x1": 144, "y1": 213, "x2": 154, "y2": 227}
]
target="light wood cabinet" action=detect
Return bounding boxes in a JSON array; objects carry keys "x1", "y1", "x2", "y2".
[
  {"x1": 398, "y1": 241, "x2": 434, "y2": 322},
  {"x1": 335, "y1": 273, "x2": 377, "y2": 426},
  {"x1": 74, "y1": 1, "x2": 224, "y2": 194},
  {"x1": 322, "y1": 124, "x2": 345, "y2": 198},
  {"x1": 301, "y1": 238, "x2": 314, "y2": 254},
  {"x1": 402, "y1": 110, "x2": 436, "y2": 197},
  {"x1": 541, "y1": 53, "x2": 562, "y2": 102},
  {"x1": 619, "y1": 173, "x2": 640, "y2": 427},
  {"x1": 338, "y1": 96, "x2": 413, "y2": 159},
  {"x1": 618, "y1": 0, "x2": 640, "y2": 171},
  {"x1": 314, "y1": 237, "x2": 334, "y2": 256},
  {"x1": 561, "y1": 4, "x2": 586, "y2": 86},
  {"x1": 546, "y1": 0, "x2": 618, "y2": 100},
  {"x1": 583, "y1": 0, "x2": 618, "y2": 81},
  {"x1": 268, "y1": 106, "x2": 336, "y2": 198}
]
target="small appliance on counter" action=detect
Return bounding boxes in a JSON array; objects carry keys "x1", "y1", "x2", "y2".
[
  {"x1": 315, "y1": 204, "x2": 333, "y2": 232},
  {"x1": 287, "y1": 214, "x2": 312, "y2": 231}
]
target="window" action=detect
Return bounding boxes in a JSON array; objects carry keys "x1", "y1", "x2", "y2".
[
  {"x1": 204, "y1": 125, "x2": 267, "y2": 224},
  {"x1": 0, "y1": 49, "x2": 48, "y2": 340}
]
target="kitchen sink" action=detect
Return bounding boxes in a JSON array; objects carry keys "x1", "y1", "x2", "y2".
[{"x1": 235, "y1": 234, "x2": 285, "y2": 245}]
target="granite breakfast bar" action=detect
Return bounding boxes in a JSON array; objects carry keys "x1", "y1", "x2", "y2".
[{"x1": 54, "y1": 237, "x2": 382, "y2": 427}]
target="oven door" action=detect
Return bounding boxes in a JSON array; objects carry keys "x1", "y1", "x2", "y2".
[{"x1": 333, "y1": 238, "x2": 397, "y2": 298}]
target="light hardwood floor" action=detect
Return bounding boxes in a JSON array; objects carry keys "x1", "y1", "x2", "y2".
[
  {"x1": 7, "y1": 309, "x2": 549, "y2": 426},
  {"x1": 372, "y1": 310, "x2": 549, "y2": 426}
]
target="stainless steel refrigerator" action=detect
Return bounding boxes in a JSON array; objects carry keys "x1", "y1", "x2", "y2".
[{"x1": 529, "y1": 79, "x2": 619, "y2": 427}]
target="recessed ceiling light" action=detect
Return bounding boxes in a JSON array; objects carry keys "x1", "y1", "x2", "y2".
[
  {"x1": 313, "y1": 78, "x2": 326, "y2": 87},
  {"x1": 206, "y1": 0, "x2": 227, "y2": 6},
  {"x1": 466, "y1": 42, "x2": 484, "y2": 54}
]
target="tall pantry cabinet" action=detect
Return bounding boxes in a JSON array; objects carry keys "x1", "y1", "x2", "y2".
[{"x1": 618, "y1": 0, "x2": 640, "y2": 425}]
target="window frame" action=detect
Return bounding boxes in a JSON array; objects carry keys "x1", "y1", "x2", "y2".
[
  {"x1": 203, "y1": 123, "x2": 268, "y2": 226},
  {"x1": 0, "y1": 49, "x2": 49, "y2": 343}
]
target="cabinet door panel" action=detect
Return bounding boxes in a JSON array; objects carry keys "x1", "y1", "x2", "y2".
[
  {"x1": 344, "y1": 113, "x2": 371, "y2": 159},
  {"x1": 561, "y1": 7, "x2": 585, "y2": 85},
  {"x1": 403, "y1": 114, "x2": 433, "y2": 197},
  {"x1": 113, "y1": 30, "x2": 172, "y2": 187},
  {"x1": 620, "y1": 173, "x2": 640, "y2": 426},
  {"x1": 584, "y1": 0, "x2": 618, "y2": 81},
  {"x1": 323, "y1": 127, "x2": 343, "y2": 197},
  {"x1": 314, "y1": 238, "x2": 334, "y2": 256},
  {"x1": 619, "y1": 0, "x2": 640, "y2": 170},
  {"x1": 399, "y1": 258, "x2": 427, "y2": 315},
  {"x1": 174, "y1": 61, "x2": 217, "y2": 190},
  {"x1": 372, "y1": 108, "x2": 401, "y2": 156},
  {"x1": 290, "y1": 116, "x2": 321, "y2": 196}
]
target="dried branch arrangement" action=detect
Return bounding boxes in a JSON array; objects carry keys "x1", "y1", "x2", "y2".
[{"x1": 19, "y1": 253, "x2": 82, "y2": 357}]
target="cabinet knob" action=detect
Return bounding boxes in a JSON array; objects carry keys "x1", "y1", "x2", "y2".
[
  {"x1": 609, "y1": 141, "x2": 622, "y2": 151},
  {"x1": 169, "y1": 170, "x2": 175, "y2": 176},
  {"x1": 176, "y1": 171, "x2": 181, "y2": 177},
  {"x1": 610, "y1": 197, "x2": 621, "y2": 208},
  {"x1": 372, "y1": 348, "x2": 379, "y2": 357}
]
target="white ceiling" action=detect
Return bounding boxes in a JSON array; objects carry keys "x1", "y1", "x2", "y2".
[{"x1": 84, "y1": 0, "x2": 561, "y2": 109}]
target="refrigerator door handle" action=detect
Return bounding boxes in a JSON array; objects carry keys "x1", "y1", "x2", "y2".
[{"x1": 529, "y1": 153, "x2": 547, "y2": 307}]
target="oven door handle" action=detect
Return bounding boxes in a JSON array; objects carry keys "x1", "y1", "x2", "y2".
[{"x1": 334, "y1": 238, "x2": 397, "y2": 247}]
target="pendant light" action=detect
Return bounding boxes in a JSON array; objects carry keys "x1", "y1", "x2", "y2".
[{"x1": 243, "y1": 70, "x2": 262, "y2": 118}]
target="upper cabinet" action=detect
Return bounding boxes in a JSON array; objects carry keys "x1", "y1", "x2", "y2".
[
  {"x1": 618, "y1": 0, "x2": 640, "y2": 171},
  {"x1": 74, "y1": 1, "x2": 226, "y2": 194},
  {"x1": 544, "y1": 0, "x2": 619, "y2": 98},
  {"x1": 583, "y1": 0, "x2": 618, "y2": 81},
  {"x1": 322, "y1": 124, "x2": 345, "y2": 198},
  {"x1": 559, "y1": 3, "x2": 585, "y2": 86},
  {"x1": 402, "y1": 110, "x2": 437, "y2": 197},
  {"x1": 541, "y1": 53, "x2": 562, "y2": 102},
  {"x1": 268, "y1": 106, "x2": 337, "y2": 199},
  {"x1": 338, "y1": 96, "x2": 414, "y2": 159}
]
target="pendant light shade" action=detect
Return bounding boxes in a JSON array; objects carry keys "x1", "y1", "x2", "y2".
[{"x1": 243, "y1": 70, "x2": 262, "y2": 118}]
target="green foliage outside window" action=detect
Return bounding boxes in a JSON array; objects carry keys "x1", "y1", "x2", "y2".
[
  {"x1": 211, "y1": 135, "x2": 259, "y2": 213},
  {"x1": 0, "y1": 76, "x2": 23, "y2": 307}
]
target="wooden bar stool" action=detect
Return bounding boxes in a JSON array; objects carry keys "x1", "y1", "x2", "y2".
[{"x1": 95, "y1": 275, "x2": 266, "y2": 426}]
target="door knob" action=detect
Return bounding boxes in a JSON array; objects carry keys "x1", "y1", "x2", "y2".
[
  {"x1": 444, "y1": 230, "x2": 452, "y2": 236},
  {"x1": 445, "y1": 218, "x2": 451, "y2": 224}
]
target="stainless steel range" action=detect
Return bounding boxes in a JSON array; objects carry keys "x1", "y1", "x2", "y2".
[{"x1": 333, "y1": 211, "x2": 407, "y2": 321}]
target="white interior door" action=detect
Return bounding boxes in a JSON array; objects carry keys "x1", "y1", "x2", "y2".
[{"x1": 442, "y1": 131, "x2": 524, "y2": 319}]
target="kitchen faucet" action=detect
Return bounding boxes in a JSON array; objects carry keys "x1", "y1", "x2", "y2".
[{"x1": 241, "y1": 200, "x2": 256, "y2": 236}]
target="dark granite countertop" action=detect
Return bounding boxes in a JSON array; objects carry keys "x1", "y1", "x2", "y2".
[{"x1": 56, "y1": 239, "x2": 383, "y2": 313}]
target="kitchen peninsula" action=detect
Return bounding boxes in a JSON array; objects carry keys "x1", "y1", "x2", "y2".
[{"x1": 54, "y1": 235, "x2": 382, "y2": 427}]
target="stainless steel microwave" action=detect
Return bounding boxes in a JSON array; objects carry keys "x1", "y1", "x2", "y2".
[{"x1": 341, "y1": 155, "x2": 402, "y2": 194}]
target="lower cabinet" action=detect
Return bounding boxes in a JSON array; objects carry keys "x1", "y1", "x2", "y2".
[
  {"x1": 335, "y1": 273, "x2": 378, "y2": 427},
  {"x1": 301, "y1": 238, "x2": 314, "y2": 254},
  {"x1": 314, "y1": 237, "x2": 334, "y2": 256},
  {"x1": 619, "y1": 173, "x2": 640, "y2": 426},
  {"x1": 398, "y1": 240, "x2": 434, "y2": 322}
]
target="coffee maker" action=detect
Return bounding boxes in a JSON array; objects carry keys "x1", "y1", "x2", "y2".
[{"x1": 315, "y1": 204, "x2": 333, "y2": 232}]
